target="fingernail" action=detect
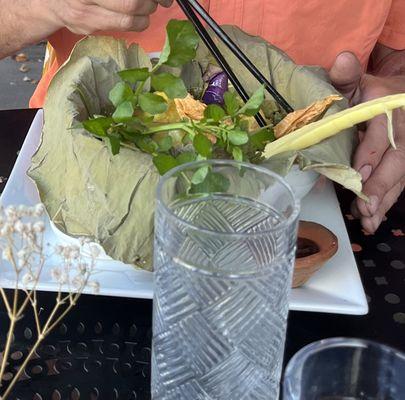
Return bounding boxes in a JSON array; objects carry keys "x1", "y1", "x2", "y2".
[
  {"x1": 358, "y1": 164, "x2": 372, "y2": 182},
  {"x1": 367, "y1": 195, "x2": 379, "y2": 215}
]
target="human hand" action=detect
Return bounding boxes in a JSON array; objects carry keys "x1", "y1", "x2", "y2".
[
  {"x1": 41, "y1": 0, "x2": 173, "y2": 35},
  {"x1": 329, "y1": 52, "x2": 405, "y2": 233}
]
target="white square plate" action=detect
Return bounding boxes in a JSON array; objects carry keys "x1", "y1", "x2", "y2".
[{"x1": 0, "y1": 110, "x2": 368, "y2": 315}]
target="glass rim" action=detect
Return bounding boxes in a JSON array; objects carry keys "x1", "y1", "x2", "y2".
[
  {"x1": 156, "y1": 159, "x2": 300, "y2": 239},
  {"x1": 284, "y1": 337, "x2": 405, "y2": 382}
]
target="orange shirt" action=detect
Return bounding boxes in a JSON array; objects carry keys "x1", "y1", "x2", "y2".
[{"x1": 30, "y1": 0, "x2": 405, "y2": 108}]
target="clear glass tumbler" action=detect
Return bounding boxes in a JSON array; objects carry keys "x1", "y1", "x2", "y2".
[
  {"x1": 152, "y1": 160, "x2": 300, "y2": 399},
  {"x1": 283, "y1": 337, "x2": 405, "y2": 400}
]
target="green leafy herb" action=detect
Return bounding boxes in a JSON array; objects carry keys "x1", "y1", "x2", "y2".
[
  {"x1": 134, "y1": 136, "x2": 159, "y2": 154},
  {"x1": 82, "y1": 117, "x2": 114, "y2": 137},
  {"x1": 155, "y1": 135, "x2": 173, "y2": 152},
  {"x1": 118, "y1": 68, "x2": 150, "y2": 84},
  {"x1": 193, "y1": 134, "x2": 212, "y2": 157},
  {"x1": 151, "y1": 73, "x2": 187, "y2": 99},
  {"x1": 224, "y1": 91, "x2": 240, "y2": 116},
  {"x1": 138, "y1": 93, "x2": 168, "y2": 115},
  {"x1": 153, "y1": 153, "x2": 178, "y2": 175},
  {"x1": 191, "y1": 166, "x2": 209, "y2": 184},
  {"x1": 109, "y1": 82, "x2": 133, "y2": 107},
  {"x1": 204, "y1": 104, "x2": 226, "y2": 122},
  {"x1": 112, "y1": 101, "x2": 134, "y2": 122},
  {"x1": 237, "y1": 86, "x2": 265, "y2": 116},
  {"x1": 250, "y1": 128, "x2": 275, "y2": 150},
  {"x1": 159, "y1": 20, "x2": 200, "y2": 68},
  {"x1": 232, "y1": 146, "x2": 243, "y2": 162},
  {"x1": 106, "y1": 133, "x2": 121, "y2": 155},
  {"x1": 228, "y1": 130, "x2": 249, "y2": 145},
  {"x1": 176, "y1": 152, "x2": 197, "y2": 165},
  {"x1": 190, "y1": 171, "x2": 231, "y2": 194}
]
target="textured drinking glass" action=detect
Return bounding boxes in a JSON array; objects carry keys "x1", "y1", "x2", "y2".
[
  {"x1": 152, "y1": 160, "x2": 300, "y2": 399},
  {"x1": 283, "y1": 337, "x2": 405, "y2": 400}
]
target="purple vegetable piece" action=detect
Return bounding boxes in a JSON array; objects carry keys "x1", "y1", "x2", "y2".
[{"x1": 202, "y1": 72, "x2": 228, "y2": 105}]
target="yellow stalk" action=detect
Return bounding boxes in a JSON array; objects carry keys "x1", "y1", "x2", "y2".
[{"x1": 263, "y1": 94, "x2": 405, "y2": 159}]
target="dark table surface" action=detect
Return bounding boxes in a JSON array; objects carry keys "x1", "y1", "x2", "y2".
[{"x1": 0, "y1": 108, "x2": 404, "y2": 399}]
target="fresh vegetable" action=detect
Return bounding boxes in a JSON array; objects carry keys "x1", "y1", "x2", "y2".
[
  {"x1": 263, "y1": 94, "x2": 405, "y2": 159},
  {"x1": 202, "y1": 72, "x2": 228, "y2": 105}
]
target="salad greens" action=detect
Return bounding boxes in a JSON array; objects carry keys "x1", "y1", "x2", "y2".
[{"x1": 82, "y1": 20, "x2": 275, "y2": 189}]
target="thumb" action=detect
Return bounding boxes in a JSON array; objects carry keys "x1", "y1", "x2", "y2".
[{"x1": 329, "y1": 51, "x2": 362, "y2": 104}]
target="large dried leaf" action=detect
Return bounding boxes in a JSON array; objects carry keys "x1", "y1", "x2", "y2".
[{"x1": 28, "y1": 36, "x2": 158, "y2": 268}]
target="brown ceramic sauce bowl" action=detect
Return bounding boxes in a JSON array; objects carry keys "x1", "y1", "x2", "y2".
[{"x1": 293, "y1": 221, "x2": 338, "y2": 288}]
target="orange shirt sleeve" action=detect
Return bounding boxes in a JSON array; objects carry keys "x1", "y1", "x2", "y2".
[{"x1": 378, "y1": 0, "x2": 405, "y2": 49}]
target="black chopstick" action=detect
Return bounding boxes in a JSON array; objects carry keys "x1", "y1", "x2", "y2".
[
  {"x1": 183, "y1": 0, "x2": 294, "y2": 114},
  {"x1": 176, "y1": 0, "x2": 267, "y2": 128}
]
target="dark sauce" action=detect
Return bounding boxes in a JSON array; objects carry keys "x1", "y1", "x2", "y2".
[{"x1": 296, "y1": 237, "x2": 320, "y2": 258}]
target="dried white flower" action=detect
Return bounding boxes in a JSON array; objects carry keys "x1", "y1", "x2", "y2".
[
  {"x1": 72, "y1": 275, "x2": 85, "y2": 289},
  {"x1": 70, "y1": 246, "x2": 80, "y2": 260},
  {"x1": 5, "y1": 205, "x2": 17, "y2": 220},
  {"x1": 77, "y1": 262, "x2": 88, "y2": 274},
  {"x1": 18, "y1": 257, "x2": 28, "y2": 268},
  {"x1": 14, "y1": 220, "x2": 24, "y2": 233},
  {"x1": 23, "y1": 222, "x2": 33, "y2": 234},
  {"x1": 50, "y1": 268, "x2": 68, "y2": 285},
  {"x1": 89, "y1": 244, "x2": 101, "y2": 258},
  {"x1": 0, "y1": 222, "x2": 13, "y2": 236},
  {"x1": 50, "y1": 268, "x2": 61, "y2": 282},
  {"x1": 33, "y1": 203, "x2": 45, "y2": 217},
  {"x1": 60, "y1": 245, "x2": 80, "y2": 260},
  {"x1": 22, "y1": 272, "x2": 35, "y2": 286},
  {"x1": 78, "y1": 237, "x2": 92, "y2": 246},
  {"x1": 33, "y1": 221, "x2": 45, "y2": 233},
  {"x1": 17, "y1": 248, "x2": 27, "y2": 259},
  {"x1": 88, "y1": 281, "x2": 100, "y2": 294},
  {"x1": 55, "y1": 245, "x2": 64, "y2": 255},
  {"x1": 2, "y1": 246, "x2": 13, "y2": 262},
  {"x1": 17, "y1": 205, "x2": 29, "y2": 215}
]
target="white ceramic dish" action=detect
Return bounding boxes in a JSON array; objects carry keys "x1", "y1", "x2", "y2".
[{"x1": 0, "y1": 110, "x2": 368, "y2": 315}]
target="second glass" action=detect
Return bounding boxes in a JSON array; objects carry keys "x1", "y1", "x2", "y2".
[
  {"x1": 283, "y1": 337, "x2": 405, "y2": 400},
  {"x1": 152, "y1": 160, "x2": 300, "y2": 399}
]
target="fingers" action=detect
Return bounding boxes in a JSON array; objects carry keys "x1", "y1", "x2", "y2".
[
  {"x1": 61, "y1": 0, "x2": 173, "y2": 35},
  {"x1": 94, "y1": 0, "x2": 158, "y2": 15},
  {"x1": 357, "y1": 142, "x2": 405, "y2": 216},
  {"x1": 329, "y1": 51, "x2": 362, "y2": 104},
  {"x1": 157, "y1": 0, "x2": 174, "y2": 6},
  {"x1": 352, "y1": 115, "x2": 390, "y2": 174},
  {"x1": 359, "y1": 179, "x2": 404, "y2": 233},
  {"x1": 354, "y1": 104, "x2": 405, "y2": 215},
  {"x1": 63, "y1": 4, "x2": 151, "y2": 34}
]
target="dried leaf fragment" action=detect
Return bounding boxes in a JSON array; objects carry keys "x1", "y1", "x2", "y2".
[
  {"x1": 275, "y1": 94, "x2": 343, "y2": 138},
  {"x1": 19, "y1": 64, "x2": 30, "y2": 73},
  {"x1": 174, "y1": 94, "x2": 206, "y2": 121},
  {"x1": 154, "y1": 93, "x2": 206, "y2": 123},
  {"x1": 14, "y1": 53, "x2": 28, "y2": 62}
]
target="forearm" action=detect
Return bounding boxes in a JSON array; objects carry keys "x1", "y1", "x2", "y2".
[
  {"x1": 370, "y1": 43, "x2": 405, "y2": 77},
  {"x1": 0, "y1": 0, "x2": 60, "y2": 59}
]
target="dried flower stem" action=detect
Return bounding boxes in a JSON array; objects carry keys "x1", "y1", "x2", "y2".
[{"x1": 0, "y1": 204, "x2": 99, "y2": 399}]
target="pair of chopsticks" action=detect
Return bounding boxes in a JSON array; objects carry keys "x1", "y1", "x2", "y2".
[{"x1": 176, "y1": 0, "x2": 294, "y2": 128}]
